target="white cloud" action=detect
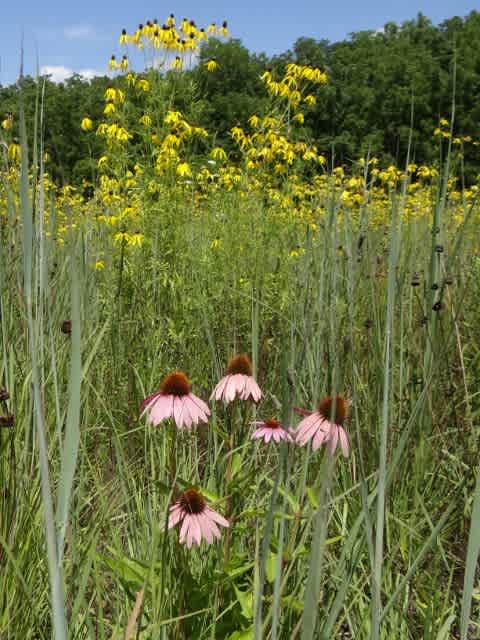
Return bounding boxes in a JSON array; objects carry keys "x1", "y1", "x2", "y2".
[
  {"x1": 63, "y1": 24, "x2": 97, "y2": 40},
  {"x1": 39, "y1": 65, "x2": 104, "y2": 83}
]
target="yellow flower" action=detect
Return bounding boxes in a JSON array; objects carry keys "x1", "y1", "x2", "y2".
[
  {"x1": 177, "y1": 162, "x2": 192, "y2": 177},
  {"x1": 304, "y1": 94, "x2": 316, "y2": 106},
  {"x1": 211, "y1": 147, "x2": 227, "y2": 160},
  {"x1": 172, "y1": 56, "x2": 183, "y2": 70},
  {"x1": 205, "y1": 58, "x2": 219, "y2": 72},
  {"x1": 81, "y1": 116, "x2": 93, "y2": 131},
  {"x1": 114, "y1": 231, "x2": 130, "y2": 244},
  {"x1": 8, "y1": 142, "x2": 21, "y2": 163},
  {"x1": 128, "y1": 233, "x2": 144, "y2": 247},
  {"x1": 1, "y1": 114, "x2": 13, "y2": 130},
  {"x1": 104, "y1": 102, "x2": 116, "y2": 115},
  {"x1": 108, "y1": 55, "x2": 118, "y2": 70},
  {"x1": 439, "y1": 118, "x2": 449, "y2": 127},
  {"x1": 219, "y1": 21, "x2": 229, "y2": 37},
  {"x1": 137, "y1": 79, "x2": 150, "y2": 92},
  {"x1": 120, "y1": 55, "x2": 129, "y2": 70},
  {"x1": 207, "y1": 23, "x2": 217, "y2": 34},
  {"x1": 293, "y1": 113, "x2": 304, "y2": 124},
  {"x1": 95, "y1": 260, "x2": 105, "y2": 270},
  {"x1": 211, "y1": 238, "x2": 221, "y2": 248},
  {"x1": 139, "y1": 114, "x2": 152, "y2": 126}
]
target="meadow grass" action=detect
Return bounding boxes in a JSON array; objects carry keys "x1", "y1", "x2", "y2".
[{"x1": 0, "y1": 39, "x2": 479, "y2": 640}]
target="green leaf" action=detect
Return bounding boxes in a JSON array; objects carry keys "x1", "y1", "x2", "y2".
[{"x1": 234, "y1": 585, "x2": 254, "y2": 621}]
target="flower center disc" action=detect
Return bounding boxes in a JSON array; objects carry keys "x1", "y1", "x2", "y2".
[
  {"x1": 227, "y1": 354, "x2": 253, "y2": 376},
  {"x1": 160, "y1": 371, "x2": 191, "y2": 396},
  {"x1": 179, "y1": 489, "x2": 206, "y2": 514},
  {"x1": 264, "y1": 418, "x2": 281, "y2": 429},
  {"x1": 318, "y1": 396, "x2": 348, "y2": 425}
]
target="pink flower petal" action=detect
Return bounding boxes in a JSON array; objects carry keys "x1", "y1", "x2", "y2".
[
  {"x1": 295, "y1": 414, "x2": 326, "y2": 445},
  {"x1": 179, "y1": 515, "x2": 190, "y2": 544},
  {"x1": 186, "y1": 394, "x2": 210, "y2": 423},
  {"x1": 168, "y1": 506, "x2": 184, "y2": 529},
  {"x1": 198, "y1": 513, "x2": 215, "y2": 544},
  {"x1": 244, "y1": 378, "x2": 262, "y2": 402},
  {"x1": 327, "y1": 426, "x2": 339, "y2": 455},
  {"x1": 339, "y1": 427, "x2": 350, "y2": 457},
  {"x1": 204, "y1": 506, "x2": 229, "y2": 528},
  {"x1": 312, "y1": 427, "x2": 328, "y2": 451},
  {"x1": 264, "y1": 430, "x2": 273, "y2": 443},
  {"x1": 190, "y1": 515, "x2": 202, "y2": 546},
  {"x1": 211, "y1": 376, "x2": 228, "y2": 401},
  {"x1": 148, "y1": 395, "x2": 175, "y2": 426}
]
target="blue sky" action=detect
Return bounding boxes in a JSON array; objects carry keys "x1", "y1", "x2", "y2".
[{"x1": 1, "y1": 0, "x2": 478, "y2": 85}]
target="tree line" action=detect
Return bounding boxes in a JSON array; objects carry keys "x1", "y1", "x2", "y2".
[{"x1": 1, "y1": 11, "x2": 479, "y2": 184}]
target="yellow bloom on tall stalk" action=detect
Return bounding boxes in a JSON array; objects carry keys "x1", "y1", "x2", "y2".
[
  {"x1": 137, "y1": 79, "x2": 150, "y2": 92},
  {"x1": 119, "y1": 28, "x2": 128, "y2": 45},
  {"x1": 205, "y1": 58, "x2": 219, "y2": 72},
  {"x1": 172, "y1": 56, "x2": 183, "y2": 70},
  {"x1": 81, "y1": 116, "x2": 93, "y2": 131},
  {"x1": 104, "y1": 102, "x2": 116, "y2": 115},
  {"x1": 128, "y1": 233, "x2": 144, "y2": 247},
  {"x1": 8, "y1": 142, "x2": 21, "y2": 163},
  {"x1": 219, "y1": 21, "x2": 229, "y2": 37},
  {"x1": 139, "y1": 114, "x2": 152, "y2": 126},
  {"x1": 120, "y1": 55, "x2": 129, "y2": 70},
  {"x1": 177, "y1": 162, "x2": 192, "y2": 178},
  {"x1": 1, "y1": 114, "x2": 13, "y2": 130},
  {"x1": 211, "y1": 147, "x2": 227, "y2": 161}
]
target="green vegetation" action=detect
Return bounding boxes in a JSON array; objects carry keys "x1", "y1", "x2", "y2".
[{"x1": 0, "y1": 8, "x2": 479, "y2": 640}]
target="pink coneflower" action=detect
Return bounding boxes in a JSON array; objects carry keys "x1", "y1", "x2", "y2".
[
  {"x1": 251, "y1": 418, "x2": 293, "y2": 443},
  {"x1": 210, "y1": 354, "x2": 263, "y2": 404},
  {"x1": 167, "y1": 488, "x2": 229, "y2": 547},
  {"x1": 294, "y1": 396, "x2": 350, "y2": 457},
  {"x1": 140, "y1": 371, "x2": 210, "y2": 429}
]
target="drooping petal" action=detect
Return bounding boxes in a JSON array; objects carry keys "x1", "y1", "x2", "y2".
[
  {"x1": 140, "y1": 391, "x2": 161, "y2": 415},
  {"x1": 243, "y1": 378, "x2": 262, "y2": 402},
  {"x1": 168, "y1": 504, "x2": 184, "y2": 529},
  {"x1": 190, "y1": 515, "x2": 202, "y2": 546},
  {"x1": 211, "y1": 376, "x2": 228, "y2": 401},
  {"x1": 327, "y1": 425, "x2": 339, "y2": 456},
  {"x1": 148, "y1": 395, "x2": 175, "y2": 426},
  {"x1": 339, "y1": 427, "x2": 350, "y2": 457},
  {"x1": 204, "y1": 506, "x2": 229, "y2": 528},
  {"x1": 264, "y1": 430, "x2": 273, "y2": 443},
  {"x1": 179, "y1": 515, "x2": 190, "y2": 544},
  {"x1": 295, "y1": 414, "x2": 326, "y2": 446},
  {"x1": 186, "y1": 394, "x2": 211, "y2": 423},
  {"x1": 198, "y1": 513, "x2": 215, "y2": 544},
  {"x1": 312, "y1": 427, "x2": 328, "y2": 451},
  {"x1": 173, "y1": 396, "x2": 186, "y2": 428},
  {"x1": 251, "y1": 428, "x2": 268, "y2": 440}
]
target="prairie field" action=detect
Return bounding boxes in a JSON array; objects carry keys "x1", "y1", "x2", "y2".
[{"x1": 0, "y1": 12, "x2": 479, "y2": 640}]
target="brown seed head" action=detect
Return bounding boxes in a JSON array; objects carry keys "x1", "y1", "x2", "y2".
[
  {"x1": 264, "y1": 418, "x2": 281, "y2": 430},
  {"x1": 179, "y1": 488, "x2": 206, "y2": 514},
  {"x1": 317, "y1": 396, "x2": 348, "y2": 425},
  {"x1": 0, "y1": 388, "x2": 9, "y2": 402},
  {"x1": 227, "y1": 354, "x2": 252, "y2": 376},
  {"x1": 0, "y1": 414, "x2": 15, "y2": 428},
  {"x1": 160, "y1": 371, "x2": 191, "y2": 396},
  {"x1": 61, "y1": 320, "x2": 72, "y2": 335}
]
